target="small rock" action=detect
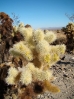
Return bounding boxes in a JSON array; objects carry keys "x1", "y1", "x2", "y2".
[
  {"x1": 70, "y1": 57, "x2": 74, "y2": 62},
  {"x1": 63, "y1": 74, "x2": 68, "y2": 77}
]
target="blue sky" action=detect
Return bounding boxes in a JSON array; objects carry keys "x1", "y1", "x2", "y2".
[{"x1": 0, "y1": 0, "x2": 74, "y2": 29}]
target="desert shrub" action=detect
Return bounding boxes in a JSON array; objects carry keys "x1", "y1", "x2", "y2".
[
  {"x1": 25, "y1": 24, "x2": 31, "y2": 28},
  {"x1": 11, "y1": 12, "x2": 20, "y2": 26},
  {"x1": 53, "y1": 32, "x2": 67, "y2": 45},
  {"x1": 4, "y1": 22, "x2": 66, "y2": 99},
  {"x1": 61, "y1": 27, "x2": 66, "y2": 32},
  {"x1": 0, "y1": 12, "x2": 66, "y2": 99},
  {"x1": 12, "y1": 23, "x2": 32, "y2": 44},
  {"x1": 64, "y1": 22, "x2": 74, "y2": 52},
  {"x1": 65, "y1": 13, "x2": 74, "y2": 22},
  {"x1": 0, "y1": 12, "x2": 13, "y2": 62},
  {"x1": 0, "y1": 12, "x2": 13, "y2": 37},
  {"x1": 57, "y1": 30, "x2": 60, "y2": 33}
]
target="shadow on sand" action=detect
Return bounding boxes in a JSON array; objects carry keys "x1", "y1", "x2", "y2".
[{"x1": 57, "y1": 61, "x2": 74, "y2": 65}]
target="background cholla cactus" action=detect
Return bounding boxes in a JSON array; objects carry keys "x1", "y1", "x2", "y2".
[
  {"x1": 0, "y1": 12, "x2": 13, "y2": 62},
  {"x1": 12, "y1": 23, "x2": 32, "y2": 44},
  {"x1": 5, "y1": 22, "x2": 66, "y2": 99},
  {"x1": 62, "y1": 22, "x2": 74, "y2": 52},
  {"x1": 0, "y1": 12, "x2": 13, "y2": 37}
]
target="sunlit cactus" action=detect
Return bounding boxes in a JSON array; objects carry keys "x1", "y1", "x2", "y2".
[
  {"x1": 62, "y1": 22, "x2": 74, "y2": 52},
  {"x1": 5, "y1": 22, "x2": 66, "y2": 99},
  {"x1": 66, "y1": 22, "x2": 74, "y2": 32}
]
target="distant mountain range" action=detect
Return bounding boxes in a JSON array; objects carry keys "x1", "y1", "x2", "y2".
[{"x1": 41, "y1": 27, "x2": 63, "y2": 30}]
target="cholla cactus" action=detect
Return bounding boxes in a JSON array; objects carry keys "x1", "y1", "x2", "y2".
[
  {"x1": 63, "y1": 22, "x2": 74, "y2": 52},
  {"x1": 44, "y1": 31, "x2": 57, "y2": 44},
  {"x1": 5, "y1": 23, "x2": 66, "y2": 99},
  {"x1": 66, "y1": 22, "x2": 74, "y2": 32}
]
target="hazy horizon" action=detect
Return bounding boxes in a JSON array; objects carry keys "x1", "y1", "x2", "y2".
[{"x1": 0, "y1": 0, "x2": 74, "y2": 29}]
